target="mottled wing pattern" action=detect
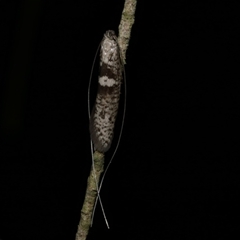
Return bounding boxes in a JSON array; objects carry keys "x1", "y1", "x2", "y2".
[{"x1": 90, "y1": 30, "x2": 122, "y2": 153}]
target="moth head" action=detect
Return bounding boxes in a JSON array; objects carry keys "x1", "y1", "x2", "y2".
[
  {"x1": 105, "y1": 30, "x2": 117, "y2": 40},
  {"x1": 101, "y1": 30, "x2": 118, "y2": 56}
]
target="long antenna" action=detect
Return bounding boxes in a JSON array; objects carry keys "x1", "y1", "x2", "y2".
[
  {"x1": 88, "y1": 42, "x2": 109, "y2": 228},
  {"x1": 91, "y1": 50, "x2": 127, "y2": 227}
]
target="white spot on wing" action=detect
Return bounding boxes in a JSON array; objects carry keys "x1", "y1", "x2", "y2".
[{"x1": 99, "y1": 76, "x2": 116, "y2": 87}]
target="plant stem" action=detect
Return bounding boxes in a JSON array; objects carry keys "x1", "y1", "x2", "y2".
[
  {"x1": 75, "y1": 151, "x2": 104, "y2": 240},
  {"x1": 118, "y1": 0, "x2": 137, "y2": 64}
]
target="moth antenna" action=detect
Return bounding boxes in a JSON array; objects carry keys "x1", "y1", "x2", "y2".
[
  {"x1": 88, "y1": 40, "x2": 109, "y2": 228},
  {"x1": 88, "y1": 42, "x2": 101, "y2": 119},
  {"x1": 89, "y1": 30, "x2": 126, "y2": 228},
  {"x1": 91, "y1": 43, "x2": 126, "y2": 227},
  {"x1": 90, "y1": 140, "x2": 109, "y2": 228}
]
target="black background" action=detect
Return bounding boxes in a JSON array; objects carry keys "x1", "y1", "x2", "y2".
[{"x1": 0, "y1": 1, "x2": 239, "y2": 240}]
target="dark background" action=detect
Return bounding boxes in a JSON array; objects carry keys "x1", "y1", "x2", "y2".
[{"x1": 0, "y1": 1, "x2": 239, "y2": 239}]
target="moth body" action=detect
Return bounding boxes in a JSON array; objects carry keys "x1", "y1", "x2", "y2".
[{"x1": 90, "y1": 30, "x2": 122, "y2": 153}]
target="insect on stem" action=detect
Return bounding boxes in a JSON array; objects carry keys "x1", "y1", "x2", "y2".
[{"x1": 88, "y1": 30, "x2": 126, "y2": 228}]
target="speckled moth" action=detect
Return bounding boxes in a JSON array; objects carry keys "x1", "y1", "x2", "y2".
[
  {"x1": 88, "y1": 30, "x2": 125, "y2": 228},
  {"x1": 89, "y1": 30, "x2": 123, "y2": 153}
]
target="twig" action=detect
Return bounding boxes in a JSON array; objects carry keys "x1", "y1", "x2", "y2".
[
  {"x1": 75, "y1": 151, "x2": 105, "y2": 240},
  {"x1": 75, "y1": 1, "x2": 137, "y2": 240},
  {"x1": 118, "y1": 0, "x2": 137, "y2": 64}
]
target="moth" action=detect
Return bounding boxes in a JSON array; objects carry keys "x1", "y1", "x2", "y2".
[
  {"x1": 88, "y1": 30, "x2": 126, "y2": 228},
  {"x1": 89, "y1": 30, "x2": 123, "y2": 153}
]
